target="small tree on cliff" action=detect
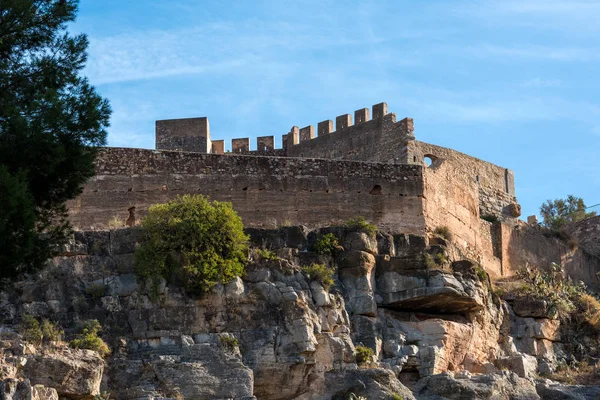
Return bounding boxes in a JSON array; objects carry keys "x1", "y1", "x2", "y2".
[
  {"x1": 134, "y1": 195, "x2": 249, "y2": 297},
  {"x1": 0, "y1": 0, "x2": 110, "y2": 280},
  {"x1": 540, "y1": 195, "x2": 596, "y2": 232}
]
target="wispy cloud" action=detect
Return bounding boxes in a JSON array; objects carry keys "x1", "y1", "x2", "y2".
[
  {"x1": 453, "y1": 0, "x2": 600, "y2": 34},
  {"x1": 522, "y1": 78, "x2": 563, "y2": 88}
]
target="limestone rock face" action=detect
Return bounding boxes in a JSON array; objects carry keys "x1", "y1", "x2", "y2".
[{"x1": 1, "y1": 226, "x2": 598, "y2": 399}]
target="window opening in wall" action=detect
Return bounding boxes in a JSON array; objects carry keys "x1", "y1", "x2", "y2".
[
  {"x1": 370, "y1": 185, "x2": 383, "y2": 195},
  {"x1": 424, "y1": 154, "x2": 437, "y2": 167}
]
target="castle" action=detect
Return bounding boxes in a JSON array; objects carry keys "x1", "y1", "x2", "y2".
[{"x1": 67, "y1": 102, "x2": 600, "y2": 288}]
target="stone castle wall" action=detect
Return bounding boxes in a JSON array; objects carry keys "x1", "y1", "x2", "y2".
[
  {"x1": 68, "y1": 148, "x2": 426, "y2": 233},
  {"x1": 67, "y1": 102, "x2": 600, "y2": 288}
]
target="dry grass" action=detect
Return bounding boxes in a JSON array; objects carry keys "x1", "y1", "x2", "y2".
[
  {"x1": 546, "y1": 360, "x2": 600, "y2": 385},
  {"x1": 578, "y1": 293, "x2": 600, "y2": 330}
]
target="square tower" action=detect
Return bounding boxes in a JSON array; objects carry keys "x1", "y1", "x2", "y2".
[{"x1": 156, "y1": 117, "x2": 211, "y2": 153}]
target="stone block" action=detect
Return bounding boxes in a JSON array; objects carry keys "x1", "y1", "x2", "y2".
[
  {"x1": 317, "y1": 120, "x2": 333, "y2": 135},
  {"x1": 354, "y1": 108, "x2": 370, "y2": 124},
  {"x1": 335, "y1": 114, "x2": 352, "y2": 130},
  {"x1": 372, "y1": 102, "x2": 388, "y2": 119},
  {"x1": 287, "y1": 126, "x2": 299, "y2": 147},
  {"x1": 232, "y1": 138, "x2": 250, "y2": 153},
  {"x1": 257, "y1": 135, "x2": 274, "y2": 152},
  {"x1": 299, "y1": 126, "x2": 315, "y2": 142},
  {"x1": 211, "y1": 139, "x2": 225, "y2": 154}
]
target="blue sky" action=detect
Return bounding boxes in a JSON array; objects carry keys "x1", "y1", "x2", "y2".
[{"x1": 73, "y1": 0, "x2": 599, "y2": 219}]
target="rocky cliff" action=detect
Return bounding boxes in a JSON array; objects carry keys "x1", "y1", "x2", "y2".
[{"x1": 1, "y1": 226, "x2": 599, "y2": 400}]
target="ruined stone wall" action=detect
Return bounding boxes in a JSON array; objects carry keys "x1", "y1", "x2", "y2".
[
  {"x1": 498, "y1": 222, "x2": 600, "y2": 291},
  {"x1": 416, "y1": 141, "x2": 516, "y2": 218},
  {"x1": 417, "y1": 141, "x2": 519, "y2": 277},
  {"x1": 284, "y1": 103, "x2": 417, "y2": 165},
  {"x1": 68, "y1": 148, "x2": 426, "y2": 233}
]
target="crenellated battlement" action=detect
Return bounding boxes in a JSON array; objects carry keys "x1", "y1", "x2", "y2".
[
  {"x1": 282, "y1": 102, "x2": 392, "y2": 151},
  {"x1": 155, "y1": 102, "x2": 403, "y2": 157}
]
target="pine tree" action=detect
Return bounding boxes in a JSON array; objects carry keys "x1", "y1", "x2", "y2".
[{"x1": 0, "y1": 0, "x2": 110, "y2": 280}]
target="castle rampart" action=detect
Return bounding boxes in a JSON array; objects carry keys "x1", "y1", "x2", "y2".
[
  {"x1": 67, "y1": 101, "x2": 600, "y2": 289},
  {"x1": 68, "y1": 148, "x2": 426, "y2": 233}
]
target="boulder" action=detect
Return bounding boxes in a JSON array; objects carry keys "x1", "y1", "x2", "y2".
[
  {"x1": 415, "y1": 371, "x2": 540, "y2": 399},
  {"x1": 0, "y1": 379, "x2": 59, "y2": 400},
  {"x1": 512, "y1": 297, "x2": 555, "y2": 318},
  {"x1": 23, "y1": 349, "x2": 104, "y2": 399}
]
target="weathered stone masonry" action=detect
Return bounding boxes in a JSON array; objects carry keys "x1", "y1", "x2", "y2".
[
  {"x1": 68, "y1": 101, "x2": 600, "y2": 287},
  {"x1": 68, "y1": 148, "x2": 425, "y2": 233}
]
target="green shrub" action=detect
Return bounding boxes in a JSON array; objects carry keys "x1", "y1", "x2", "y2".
[
  {"x1": 20, "y1": 314, "x2": 42, "y2": 344},
  {"x1": 40, "y1": 319, "x2": 64, "y2": 343},
  {"x1": 314, "y1": 233, "x2": 342, "y2": 256},
  {"x1": 390, "y1": 394, "x2": 404, "y2": 400},
  {"x1": 508, "y1": 263, "x2": 600, "y2": 324},
  {"x1": 422, "y1": 252, "x2": 447, "y2": 269},
  {"x1": 219, "y1": 335, "x2": 239, "y2": 351},
  {"x1": 354, "y1": 345, "x2": 374, "y2": 365},
  {"x1": 20, "y1": 315, "x2": 63, "y2": 345},
  {"x1": 134, "y1": 195, "x2": 249, "y2": 297},
  {"x1": 475, "y1": 265, "x2": 488, "y2": 282},
  {"x1": 344, "y1": 216, "x2": 377, "y2": 237},
  {"x1": 253, "y1": 248, "x2": 278, "y2": 261},
  {"x1": 434, "y1": 226, "x2": 452, "y2": 241},
  {"x1": 302, "y1": 263, "x2": 335, "y2": 289},
  {"x1": 434, "y1": 252, "x2": 447, "y2": 265},
  {"x1": 70, "y1": 319, "x2": 111, "y2": 358}
]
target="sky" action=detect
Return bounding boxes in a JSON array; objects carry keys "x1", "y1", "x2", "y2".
[{"x1": 72, "y1": 0, "x2": 600, "y2": 219}]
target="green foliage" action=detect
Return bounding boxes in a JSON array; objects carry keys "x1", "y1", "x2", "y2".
[
  {"x1": 85, "y1": 283, "x2": 107, "y2": 299},
  {"x1": 134, "y1": 195, "x2": 249, "y2": 297},
  {"x1": 253, "y1": 248, "x2": 278, "y2": 261},
  {"x1": 20, "y1": 314, "x2": 42, "y2": 344},
  {"x1": 422, "y1": 252, "x2": 447, "y2": 269},
  {"x1": 481, "y1": 214, "x2": 498, "y2": 223},
  {"x1": 434, "y1": 226, "x2": 452, "y2": 241},
  {"x1": 19, "y1": 315, "x2": 63, "y2": 345},
  {"x1": 0, "y1": 0, "x2": 111, "y2": 281},
  {"x1": 540, "y1": 195, "x2": 596, "y2": 232},
  {"x1": 354, "y1": 345, "x2": 374, "y2": 365},
  {"x1": 434, "y1": 252, "x2": 447, "y2": 265},
  {"x1": 475, "y1": 265, "x2": 488, "y2": 282},
  {"x1": 40, "y1": 319, "x2": 63, "y2": 343},
  {"x1": 218, "y1": 335, "x2": 239, "y2": 351},
  {"x1": 70, "y1": 319, "x2": 110, "y2": 357},
  {"x1": 301, "y1": 263, "x2": 335, "y2": 289},
  {"x1": 509, "y1": 263, "x2": 600, "y2": 325},
  {"x1": 314, "y1": 233, "x2": 342, "y2": 256},
  {"x1": 0, "y1": 167, "x2": 38, "y2": 280},
  {"x1": 390, "y1": 394, "x2": 404, "y2": 400},
  {"x1": 344, "y1": 216, "x2": 377, "y2": 237}
]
